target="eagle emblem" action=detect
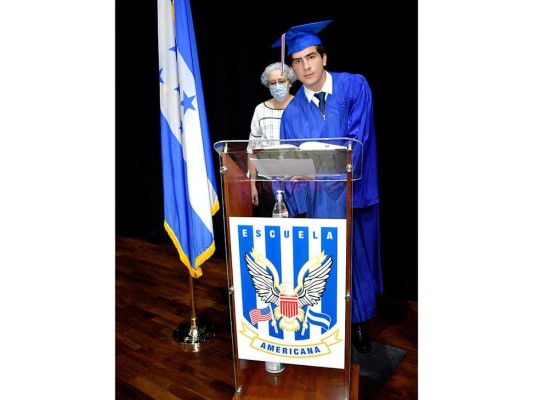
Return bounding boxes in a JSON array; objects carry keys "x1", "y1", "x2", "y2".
[{"x1": 244, "y1": 248, "x2": 333, "y2": 333}]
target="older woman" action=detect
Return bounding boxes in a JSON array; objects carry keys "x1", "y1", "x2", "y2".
[{"x1": 246, "y1": 62, "x2": 297, "y2": 216}]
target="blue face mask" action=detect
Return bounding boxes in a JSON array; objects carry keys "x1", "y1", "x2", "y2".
[{"x1": 269, "y1": 82, "x2": 289, "y2": 102}]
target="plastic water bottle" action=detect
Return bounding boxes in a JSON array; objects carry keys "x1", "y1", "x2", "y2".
[
  {"x1": 265, "y1": 361, "x2": 285, "y2": 373},
  {"x1": 267, "y1": 190, "x2": 287, "y2": 373},
  {"x1": 272, "y1": 190, "x2": 288, "y2": 218}
]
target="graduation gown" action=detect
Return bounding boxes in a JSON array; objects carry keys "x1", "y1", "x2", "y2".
[{"x1": 280, "y1": 72, "x2": 383, "y2": 322}]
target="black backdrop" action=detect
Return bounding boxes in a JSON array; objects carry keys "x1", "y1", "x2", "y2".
[{"x1": 116, "y1": 1, "x2": 418, "y2": 301}]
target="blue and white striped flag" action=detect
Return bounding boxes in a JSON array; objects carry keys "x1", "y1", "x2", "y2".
[
  {"x1": 157, "y1": 0, "x2": 219, "y2": 278},
  {"x1": 307, "y1": 309, "x2": 332, "y2": 331}
]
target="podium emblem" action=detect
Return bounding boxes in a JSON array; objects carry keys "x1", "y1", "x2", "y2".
[
  {"x1": 230, "y1": 217, "x2": 347, "y2": 369},
  {"x1": 245, "y1": 249, "x2": 332, "y2": 333}
]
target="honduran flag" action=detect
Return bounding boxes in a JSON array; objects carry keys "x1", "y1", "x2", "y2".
[
  {"x1": 157, "y1": 0, "x2": 219, "y2": 278},
  {"x1": 306, "y1": 309, "x2": 332, "y2": 331}
]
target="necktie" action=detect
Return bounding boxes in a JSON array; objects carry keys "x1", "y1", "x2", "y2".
[{"x1": 314, "y1": 92, "x2": 326, "y2": 116}]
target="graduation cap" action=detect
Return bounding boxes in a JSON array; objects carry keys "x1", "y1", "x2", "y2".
[{"x1": 272, "y1": 20, "x2": 332, "y2": 56}]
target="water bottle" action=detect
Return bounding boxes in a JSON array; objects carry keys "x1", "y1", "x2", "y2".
[
  {"x1": 265, "y1": 361, "x2": 285, "y2": 373},
  {"x1": 272, "y1": 190, "x2": 288, "y2": 218},
  {"x1": 267, "y1": 190, "x2": 287, "y2": 373}
]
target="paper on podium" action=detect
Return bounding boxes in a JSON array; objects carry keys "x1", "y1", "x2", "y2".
[
  {"x1": 249, "y1": 158, "x2": 316, "y2": 178},
  {"x1": 250, "y1": 141, "x2": 348, "y2": 177},
  {"x1": 297, "y1": 141, "x2": 347, "y2": 151}
]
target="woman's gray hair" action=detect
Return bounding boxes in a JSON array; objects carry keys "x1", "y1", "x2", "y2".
[{"x1": 260, "y1": 62, "x2": 297, "y2": 88}]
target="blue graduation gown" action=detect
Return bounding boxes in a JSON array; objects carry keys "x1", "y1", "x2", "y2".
[{"x1": 280, "y1": 72, "x2": 383, "y2": 322}]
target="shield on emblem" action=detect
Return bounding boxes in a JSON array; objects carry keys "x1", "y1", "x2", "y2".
[{"x1": 279, "y1": 294, "x2": 299, "y2": 319}]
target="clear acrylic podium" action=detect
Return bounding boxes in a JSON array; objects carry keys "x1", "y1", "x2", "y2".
[{"x1": 213, "y1": 138, "x2": 363, "y2": 400}]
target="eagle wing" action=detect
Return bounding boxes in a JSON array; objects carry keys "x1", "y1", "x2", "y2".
[
  {"x1": 244, "y1": 252, "x2": 280, "y2": 306},
  {"x1": 298, "y1": 255, "x2": 333, "y2": 308}
]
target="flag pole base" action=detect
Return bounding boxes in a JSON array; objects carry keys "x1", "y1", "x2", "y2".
[{"x1": 173, "y1": 320, "x2": 215, "y2": 352}]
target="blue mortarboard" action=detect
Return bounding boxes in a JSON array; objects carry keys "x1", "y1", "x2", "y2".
[{"x1": 272, "y1": 20, "x2": 332, "y2": 55}]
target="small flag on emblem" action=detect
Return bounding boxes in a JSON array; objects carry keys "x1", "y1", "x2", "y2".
[
  {"x1": 307, "y1": 309, "x2": 332, "y2": 331},
  {"x1": 249, "y1": 306, "x2": 272, "y2": 325}
]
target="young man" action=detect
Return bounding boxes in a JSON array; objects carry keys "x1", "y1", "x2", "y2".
[{"x1": 272, "y1": 20, "x2": 382, "y2": 353}]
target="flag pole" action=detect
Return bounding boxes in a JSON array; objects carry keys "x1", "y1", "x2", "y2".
[{"x1": 173, "y1": 274, "x2": 215, "y2": 352}]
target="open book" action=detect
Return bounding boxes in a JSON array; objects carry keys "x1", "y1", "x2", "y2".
[
  {"x1": 250, "y1": 141, "x2": 348, "y2": 178},
  {"x1": 253, "y1": 141, "x2": 347, "y2": 153}
]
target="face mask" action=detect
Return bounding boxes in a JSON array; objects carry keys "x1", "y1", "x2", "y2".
[{"x1": 269, "y1": 82, "x2": 289, "y2": 102}]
